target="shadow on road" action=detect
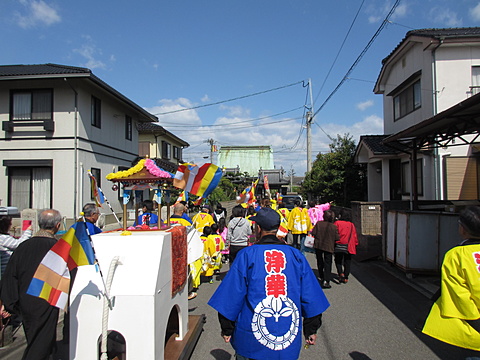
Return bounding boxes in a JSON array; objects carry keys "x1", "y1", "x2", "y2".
[{"x1": 351, "y1": 259, "x2": 479, "y2": 360}]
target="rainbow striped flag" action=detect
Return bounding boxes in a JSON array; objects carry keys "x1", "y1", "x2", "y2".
[
  {"x1": 88, "y1": 171, "x2": 105, "y2": 207},
  {"x1": 26, "y1": 222, "x2": 96, "y2": 309},
  {"x1": 174, "y1": 163, "x2": 222, "y2": 198},
  {"x1": 175, "y1": 191, "x2": 188, "y2": 204}
]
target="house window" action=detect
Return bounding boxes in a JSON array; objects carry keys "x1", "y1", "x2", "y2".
[
  {"x1": 162, "y1": 141, "x2": 171, "y2": 160},
  {"x1": 125, "y1": 115, "x2": 132, "y2": 141},
  {"x1": 11, "y1": 89, "x2": 53, "y2": 121},
  {"x1": 91, "y1": 96, "x2": 101, "y2": 128},
  {"x1": 173, "y1": 146, "x2": 180, "y2": 160},
  {"x1": 401, "y1": 159, "x2": 423, "y2": 196},
  {"x1": 90, "y1": 168, "x2": 101, "y2": 201},
  {"x1": 393, "y1": 80, "x2": 421, "y2": 120},
  {"x1": 401, "y1": 162, "x2": 410, "y2": 195},
  {"x1": 139, "y1": 141, "x2": 150, "y2": 158},
  {"x1": 7, "y1": 166, "x2": 52, "y2": 211},
  {"x1": 471, "y1": 66, "x2": 480, "y2": 95}
]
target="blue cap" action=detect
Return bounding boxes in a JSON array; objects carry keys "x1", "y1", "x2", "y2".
[{"x1": 249, "y1": 207, "x2": 281, "y2": 231}]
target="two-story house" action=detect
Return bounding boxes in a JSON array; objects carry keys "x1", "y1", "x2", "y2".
[
  {"x1": 137, "y1": 122, "x2": 189, "y2": 173},
  {"x1": 0, "y1": 63, "x2": 159, "y2": 221},
  {"x1": 356, "y1": 28, "x2": 480, "y2": 204}
]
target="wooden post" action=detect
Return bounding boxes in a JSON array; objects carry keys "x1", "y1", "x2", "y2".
[
  {"x1": 167, "y1": 202, "x2": 171, "y2": 227},
  {"x1": 123, "y1": 203, "x2": 127, "y2": 230}
]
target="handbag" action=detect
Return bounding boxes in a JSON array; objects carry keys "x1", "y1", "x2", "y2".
[{"x1": 304, "y1": 235, "x2": 315, "y2": 249}]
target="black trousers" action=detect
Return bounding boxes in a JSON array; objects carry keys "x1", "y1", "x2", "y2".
[
  {"x1": 229, "y1": 245, "x2": 247, "y2": 264},
  {"x1": 21, "y1": 298, "x2": 59, "y2": 360},
  {"x1": 334, "y1": 252, "x2": 352, "y2": 278},
  {"x1": 315, "y1": 250, "x2": 333, "y2": 282}
]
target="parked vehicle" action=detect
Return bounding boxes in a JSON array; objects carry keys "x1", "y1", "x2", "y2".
[{"x1": 281, "y1": 195, "x2": 303, "y2": 210}]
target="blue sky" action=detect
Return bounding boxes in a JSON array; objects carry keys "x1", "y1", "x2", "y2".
[{"x1": 2, "y1": 0, "x2": 480, "y2": 175}]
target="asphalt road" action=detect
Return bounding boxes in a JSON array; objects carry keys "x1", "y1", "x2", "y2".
[
  {"x1": 188, "y1": 252, "x2": 480, "y2": 360},
  {"x1": 2, "y1": 251, "x2": 479, "y2": 359}
]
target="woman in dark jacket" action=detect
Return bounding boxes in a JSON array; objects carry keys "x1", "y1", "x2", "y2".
[{"x1": 311, "y1": 210, "x2": 339, "y2": 289}]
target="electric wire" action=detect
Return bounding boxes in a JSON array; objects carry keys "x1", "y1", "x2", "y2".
[
  {"x1": 160, "y1": 106, "x2": 304, "y2": 128},
  {"x1": 313, "y1": 0, "x2": 401, "y2": 118},
  {"x1": 314, "y1": 0, "x2": 365, "y2": 104},
  {"x1": 169, "y1": 116, "x2": 303, "y2": 133},
  {"x1": 154, "y1": 80, "x2": 306, "y2": 116}
]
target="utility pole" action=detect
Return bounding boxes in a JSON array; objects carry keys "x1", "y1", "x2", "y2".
[
  {"x1": 289, "y1": 165, "x2": 295, "y2": 193},
  {"x1": 206, "y1": 138, "x2": 215, "y2": 163},
  {"x1": 306, "y1": 78, "x2": 314, "y2": 173}
]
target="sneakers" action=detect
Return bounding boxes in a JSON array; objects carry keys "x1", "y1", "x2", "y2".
[
  {"x1": 209, "y1": 279, "x2": 214, "y2": 284},
  {"x1": 188, "y1": 292, "x2": 197, "y2": 300}
]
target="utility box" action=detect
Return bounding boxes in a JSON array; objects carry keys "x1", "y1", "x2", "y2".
[
  {"x1": 20, "y1": 209, "x2": 39, "y2": 233},
  {"x1": 351, "y1": 202, "x2": 383, "y2": 261},
  {"x1": 69, "y1": 227, "x2": 198, "y2": 359}
]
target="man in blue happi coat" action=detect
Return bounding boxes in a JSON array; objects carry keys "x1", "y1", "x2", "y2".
[{"x1": 209, "y1": 207, "x2": 329, "y2": 360}]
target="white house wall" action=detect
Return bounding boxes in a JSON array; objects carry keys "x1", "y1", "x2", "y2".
[
  {"x1": 0, "y1": 77, "x2": 149, "y2": 219},
  {"x1": 382, "y1": 40, "x2": 434, "y2": 135},
  {"x1": 435, "y1": 44, "x2": 480, "y2": 112}
]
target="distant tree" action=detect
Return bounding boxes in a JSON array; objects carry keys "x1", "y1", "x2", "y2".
[
  {"x1": 303, "y1": 134, "x2": 366, "y2": 207},
  {"x1": 209, "y1": 177, "x2": 236, "y2": 203}
]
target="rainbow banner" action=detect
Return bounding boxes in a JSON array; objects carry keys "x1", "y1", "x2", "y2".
[
  {"x1": 173, "y1": 163, "x2": 198, "y2": 192},
  {"x1": 175, "y1": 191, "x2": 188, "y2": 204},
  {"x1": 88, "y1": 171, "x2": 105, "y2": 207},
  {"x1": 237, "y1": 178, "x2": 259, "y2": 204},
  {"x1": 189, "y1": 163, "x2": 223, "y2": 198},
  {"x1": 174, "y1": 163, "x2": 222, "y2": 198},
  {"x1": 26, "y1": 222, "x2": 95, "y2": 309}
]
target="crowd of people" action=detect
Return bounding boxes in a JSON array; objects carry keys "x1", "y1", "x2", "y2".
[{"x1": 1, "y1": 196, "x2": 479, "y2": 359}]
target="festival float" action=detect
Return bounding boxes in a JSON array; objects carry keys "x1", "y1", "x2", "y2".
[{"x1": 69, "y1": 158, "x2": 208, "y2": 360}]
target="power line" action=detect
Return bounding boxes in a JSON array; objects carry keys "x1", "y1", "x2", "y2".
[
  {"x1": 167, "y1": 116, "x2": 303, "y2": 133},
  {"x1": 314, "y1": 0, "x2": 365, "y2": 104},
  {"x1": 313, "y1": 0, "x2": 401, "y2": 118},
  {"x1": 154, "y1": 80, "x2": 306, "y2": 116},
  {"x1": 160, "y1": 106, "x2": 304, "y2": 128}
]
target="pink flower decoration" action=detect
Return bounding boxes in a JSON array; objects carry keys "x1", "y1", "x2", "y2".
[{"x1": 145, "y1": 159, "x2": 172, "y2": 178}]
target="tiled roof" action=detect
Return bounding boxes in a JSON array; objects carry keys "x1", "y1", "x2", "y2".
[
  {"x1": 137, "y1": 122, "x2": 166, "y2": 133},
  {"x1": 382, "y1": 27, "x2": 480, "y2": 65},
  {"x1": 0, "y1": 63, "x2": 90, "y2": 77},
  {"x1": 137, "y1": 122, "x2": 189, "y2": 147},
  {"x1": 407, "y1": 27, "x2": 480, "y2": 38},
  {"x1": 0, "y1": 63, "x2": 157, "y2": 122},
  {"x1": 358, "y1": 135, "x2": 399, "y2": 155}
]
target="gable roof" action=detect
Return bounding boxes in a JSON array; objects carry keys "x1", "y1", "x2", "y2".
[
  {"x1": 375, "y1": 27, "x2": 480, "y2": 93},
  {"x1": 137, "y1": 122, "x2": 189, "y2": 147},
  {"x1": 0, "y1": 63, "x2": 157, "y2": 122},
  {"x1": 357, "y1": 135, "x2": 398, "y2": 155},
  {"x1": 381, "y1": 27, "x2": 480, "y2": 66}
]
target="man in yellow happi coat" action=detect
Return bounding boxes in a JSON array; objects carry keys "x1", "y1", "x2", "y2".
[
  {"x1": 192, "y1": 205, "x2": 215, "y2": 233},
  {"x1": 423, "y1": 206, "x2": 480, "y2": 351}
]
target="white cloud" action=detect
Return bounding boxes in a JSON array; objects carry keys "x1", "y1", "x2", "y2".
[
  {"x1": 219, "y1": 104, "x2": 251, "y2": 117},
  {"x1": 429, "y1": 7, "x2": 462, "y2": 27},
  {"x1": 356, "y1": 100, "x2": 374, "y2": 111},
  {"x1": 146, "y1": 98, "x2": 202, "y2": 126},
  {"x1": 391, "y1": 2, "x2": 408, "y2": 20},
  {"x1": 16, "y1": 0, "x2": 61, "y2": 28},
  {"x1": 150, "y1": 96, "x2": 384, "y2": 175},
  {"x1": 201, "y1": 94, "x2": 210, "y2": 102},
  {"x1": 73, "y1": 36, "x2": 106, "y2": 70},
  {"x1": 470, "y1": 3, "x2": 480, "y2": 21},
  {"x1": 367, "y1": 1, "x2": 408, "y2": 24}
]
